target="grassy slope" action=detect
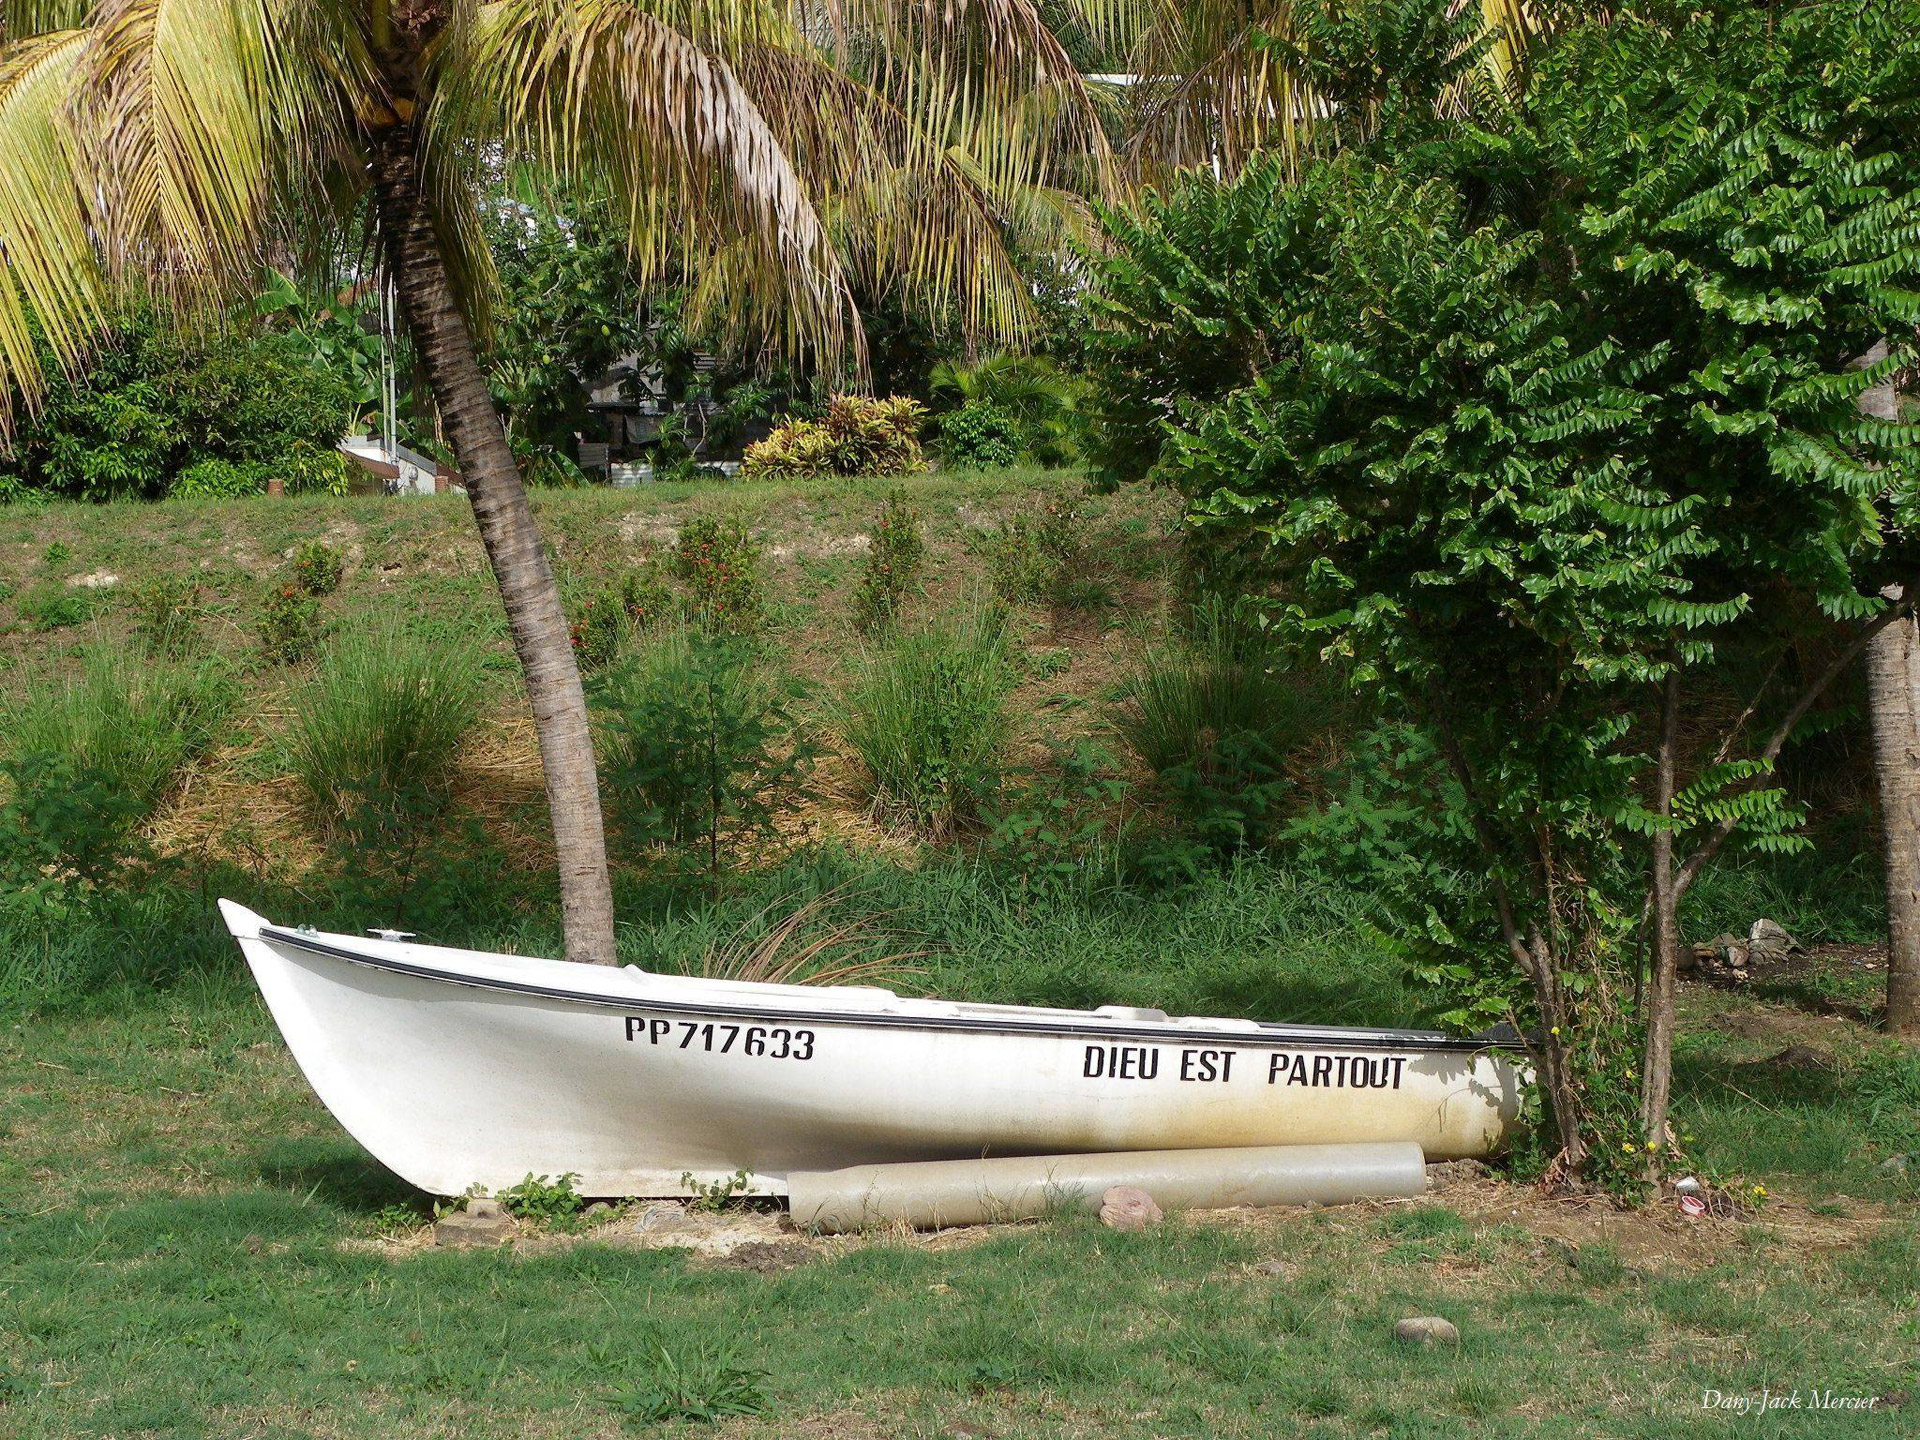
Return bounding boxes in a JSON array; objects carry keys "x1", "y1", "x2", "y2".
[{"x1": 0, "y1": 470, "x2": 1176, "y2": 880}]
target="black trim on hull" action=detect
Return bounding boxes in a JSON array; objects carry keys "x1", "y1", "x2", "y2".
[{"x1": 257, "y1": 925, "x2": 1521, "y2": 1056}]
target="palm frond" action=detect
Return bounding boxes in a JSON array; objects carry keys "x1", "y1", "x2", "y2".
[
  {"x1": 0, "y1": 0, "x2": 93, "y2": 42},
  {"x1": 0, "y1": 28, "x2": 105, "y2": 432},
  {"x1": 441, "y1": 0, "x2": 862, "y2": 374}
]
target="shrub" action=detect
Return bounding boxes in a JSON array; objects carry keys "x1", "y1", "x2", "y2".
[
  {"x1": 937, "y1": 401, "x2": 1022, "y2": 469},
  {"x1": 741, "y1": 395, "x2": 926, "y2": 479},
  {"x1": 0, "y1": 314, "x2": 354, "y2": 502},
  {"x1": 283, "y1": 628, "x2": 483, "y2": 833},
  {"x1": 257, "y1": 582, "x2": 324, "y2": 664},
  {"x1": 596, "y1": 632, "x2": 819, "y2": 881},
  {"x1": 568, "y1": 591, "x2": 627, "y2": 670},
  {"x1": 979, "y1": 496, "x2": 1083, "y2": 606},
  {"x1": 1113, "y1": 599, "x2": 1327, "y2": 852},
  {"x1": 171, "y1": 457, "x2": 265, "y2": 499},
  {"x1": 673, "y1": 514, "x2": 763, "y2": 635},
  {"x1": 569, "y1": 567, "x2": 677, "y2": 669},
  {"x1": 1, "y1": 648, "x2": 236, "y2": 885},
  {"x1": 132, "y1": 574, "x2": 204, "y2": 656},
  {"x1": 289, "y1": 540, "x2": 344, "y2": 596},
  {"x1": 620, "y1": 567, "x2": 675, "y2": 631},
  {"x1": 930, "y1": 354, "x2": 1083, "y2": 466},
  {"x1": 276, "y1": 443, "x2": 352, "y2": 497},
  {"x1": 851, "y1": 489, "x2": 926, "y2": 632},
  {"x1": 840, "y1": 611, "x2": 1015, "y2": 836}
]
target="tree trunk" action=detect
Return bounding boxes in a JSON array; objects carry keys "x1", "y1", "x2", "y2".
[
  {"x1": 364, "y1": 119, "x2": 618, "y2": 966},
  {"x1": 1868, "y1": 603, "x2": 1920, "y2": 1037},
  {"x1": 1640, "y1": 667, "x2": 1682, "y2": 1164},
  {"x1": 1857, "y1": 342, "x2": 1920, "y2": 1036}
]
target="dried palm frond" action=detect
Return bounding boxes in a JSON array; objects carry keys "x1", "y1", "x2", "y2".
[{"x1": 701, "y1": 884, "x2": 931, "y2": 989}]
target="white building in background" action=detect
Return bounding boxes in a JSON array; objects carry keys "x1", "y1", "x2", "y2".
[{"x1": 336, "y1": 434, "x2": 461, "y2": 495}]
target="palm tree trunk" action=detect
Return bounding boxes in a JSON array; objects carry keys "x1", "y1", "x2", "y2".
[
  {"x1": 1857, "y1": 342, "x2": 1920, "y2": 1036},
  {"x1": 365, "y1": 123, "x2": 618, "y2": 966}
]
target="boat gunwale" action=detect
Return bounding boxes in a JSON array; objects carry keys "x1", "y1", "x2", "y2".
[{"x1": 257, "y1": 924, "x2": 1523, "y2": 1056}]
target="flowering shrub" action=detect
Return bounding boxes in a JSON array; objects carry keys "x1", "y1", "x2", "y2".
[
  {"x1": 569, "y1": 593, "x2": 625, "y2": 670},
  {"x1": 851, "y1": 489, "x2": 926, "y2": 632},
  {"x1": 673, "y1": 515, "x2": 763, "y2": 634},
  {"x1": 258, "y1": 583, "x2": 323, "y2": 664},
  {"x1": 289, "y1": 541, "x2": 344, "y2": 596},
  {"x1": 742, "y1": 395, "x2": 927, "y2": 479}
]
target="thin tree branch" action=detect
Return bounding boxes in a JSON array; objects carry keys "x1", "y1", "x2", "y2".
[{"x1": 1674, "y1": 583, "x2": 1919, "y2": 900}]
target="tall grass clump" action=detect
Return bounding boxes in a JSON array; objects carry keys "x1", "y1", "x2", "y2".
[
  {"x1": 1113, "y1": 598, "x2": 1329, "y2": 850},
  {"x1": 1, "y1": 645, "x2": 237, "y2": 885},
  {"x1": 7, "y1": 645, "x2": 236, "y2": 812},
  {"x1": 840, "y1": 610, "x2": 1015, "y2": 836},
  {"x1": 284, "y1": 628, "x2": 483, "y2": 832}
]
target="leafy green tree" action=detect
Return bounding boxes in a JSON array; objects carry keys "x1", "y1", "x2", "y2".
[
  {"x1": 595, "y1": 634, "x2": 820, "y2": 885},
  {"x1": 1087, "y1": 0, "x2": 1920, "y2": 1185},
  {"x1": 0, "y1": 312, "x2": 352, "y2": 499}
]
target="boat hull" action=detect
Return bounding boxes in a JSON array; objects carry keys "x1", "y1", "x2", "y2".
[{"x1": 223, "y1": 902, "x2": 1525, "y2": 1198}]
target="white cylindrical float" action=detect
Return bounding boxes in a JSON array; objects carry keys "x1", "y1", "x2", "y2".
[{"x1": 789, "y1": 1141, "x2": 1428, "y2": 1233}]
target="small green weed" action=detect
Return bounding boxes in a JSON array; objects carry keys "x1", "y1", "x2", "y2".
[
  {"x1": 17, "y1": 584, "x2": 90, "y2": 631},
  {"x1": 606, "y1": 1339, "x2": 768, "y2": 1425},
  {"x1": 496, "y1": 1172, "x2": 584, "y2": 1224},
  {"x1": 680, "y1": 1168, "x2": 754, "y2": 1212}
]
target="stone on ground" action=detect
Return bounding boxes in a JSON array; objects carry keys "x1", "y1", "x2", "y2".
[
  {"x1": 1099, "y1": 1185, "x2": 1163, "y2": 1231},
  {"x1": 434, "y1": 1200, "x2": 516, "y2": 1248},
  {"x1": 1394, "y1": 1316, "x2": 1461, "y2": 1347}
]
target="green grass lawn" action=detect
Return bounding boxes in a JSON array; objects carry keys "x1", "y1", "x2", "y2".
[{"x1": 3, "y1": 864, "x2": 1916, "y2": 1440}]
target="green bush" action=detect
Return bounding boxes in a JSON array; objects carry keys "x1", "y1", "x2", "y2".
[
  {"x1": 132, "y1": 574, "x2": 204, "y2": 657},
  {"x1": 171, "y1": 458, "x2": 264, "y2": 499},
  {"x1": 596, "y1": 632, "x2": 819, "y2": 881},
  {"x1": 569, "y1": 567, "x2": 677, "y2": 670},
  {"x1": 839, "y1": 611, "x2": 1015, "y2": 836},
  {"x1": 283, "y1": 628, "x2": 483, "y2": 833},
  {"x1": 16, "y1": 584, "x2": 92, "y2": 631},
  {"x1": 1, "y1": 648, "x2": 236, "y2": 885},
  {"x1": 275, "y1": 443, "x2": 352, "y2": 497},
  {"x1": 673, "y1": 514, "x2": 763, "y2": 635},
  {"x1": 851, "y1": 489, "x2": 926, "y2": 632},
  {"x1": 0, "y1": 313, "x2": 353, "y2": 502},
  {"x1": 978, "y1": 497, "x2": 1083, "y2": 606},
  {"x1": 289, "y1": 541, "x2": 345, "y2": 596},
  {"x1": 1113, "y1": 599, "x2": 1326, "y2": 851},
  {"x1": 568, "y1": 590, "x2": 627, "y2": 670},
  {"x1": 257, "y1": 582, "x2": 324, "y2": 664},
  {"x1": 741, "y1": 395, "x2": 926, "y2": 479},
  {"x1": 929, "y1": 353, "x2": 1083, "y2": 466},
  {"x1": 936, "y1": 401, "x2": 1022, "y2": 469}
]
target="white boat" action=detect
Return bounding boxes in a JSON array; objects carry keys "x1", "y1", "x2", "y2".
[{"x1": 220, "y1": 900, "x2": 1526, "y2": 1198}]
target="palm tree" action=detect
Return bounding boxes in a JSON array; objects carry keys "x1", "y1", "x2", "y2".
[
  {"x1": 0, "y1": 0, "x2": 1111, "y2": 962},
  {"x1": 1105, "y1": 0, "x2": 1539, "y2": 178}
]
